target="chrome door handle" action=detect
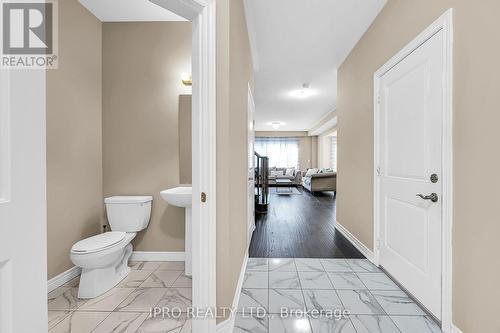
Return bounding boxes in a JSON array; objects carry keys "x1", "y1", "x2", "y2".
[{"x1": 416, "y1": 193, "x2": 438, "y2": 203}]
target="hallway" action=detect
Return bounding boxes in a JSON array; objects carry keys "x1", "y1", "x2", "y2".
[
  {"x1": 250, "y1": 190, "x2": 363, "y2": 259},
  {"x1": 235, "y1": 258, "x2": 442, "y2": 333}
]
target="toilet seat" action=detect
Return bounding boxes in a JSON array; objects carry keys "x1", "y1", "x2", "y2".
[{"x1": 71, "y1": 232, "x2": 126, "y2": 254}]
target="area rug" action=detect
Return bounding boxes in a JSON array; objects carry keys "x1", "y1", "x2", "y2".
[{"x1": 270, "y1": 187, "x2": 302, "y2": 195}]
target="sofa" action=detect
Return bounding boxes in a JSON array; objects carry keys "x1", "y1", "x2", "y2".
[
  {"x1": 267, "y1": 167, "x2": 302, "y2": 186},
  {"x1": 302, "y1": 168, "x2": 337, "y2": 194}
]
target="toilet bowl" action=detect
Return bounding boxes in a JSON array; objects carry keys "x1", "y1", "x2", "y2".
[{"x1": 70, "y1": 196, "x2": 152, "y2": 299}]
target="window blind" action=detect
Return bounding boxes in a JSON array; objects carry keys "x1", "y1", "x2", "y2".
[{"x1": 254, "y1": 137, "x2": 300, "y2": 169}]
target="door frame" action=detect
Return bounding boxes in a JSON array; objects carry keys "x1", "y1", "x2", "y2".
[
  {"x1": 247, "y1": 83, "x2": 256, "y2": 246},
  {"x1": 373, "y1": 9, "x2": 453, "y2": 333},
  {"x1": 142, "y1": 1, "x2": 218, "y2": 332}
]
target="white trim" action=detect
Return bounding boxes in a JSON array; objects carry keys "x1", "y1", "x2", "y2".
[
  {"x1": 215, "y1": 252, "x2": 249, "y2": 333},
  {"x1": 247, "y1": 83, "x2": 255, "y2": 247},
  {"x1": 335, "y1": 221, "x2": 374, "y2": 262},
  {"x1": 451, "y1": 324, "x2": 463, "y2": 333},
  {"x1": 308, "y1": 116, "x2": 338, "y2": 136},
  {"x1": 373, "y1": 9, "x2": 453, "y2": 333},
  {"x1": 309, "y1": 108, "x2": 336, "y2": 130},
  {"x1": 47, "y1": 266, "x2": 81, "y2": 293},
  {"x1": 150, "y1": 0, "x2": 206, "y2": 20},
  {"x1": 130, "y1": 251, "x2": 185, "y2": 262},
  {"x1": 145, "y1": 2, "x2": 218, "y2": 333}
]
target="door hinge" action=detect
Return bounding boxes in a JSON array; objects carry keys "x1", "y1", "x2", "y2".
[
  {"x1": 201, "y1": 192, "x2": 207, "y2": 203},
  {"x1": 377, "y1": 95, "x2": 381, "y2": 104},
  {"x1": 376, "y1": 166, "x2": 381, "y2": 176},
  {"x1": 376, "y1": 239, "x2": 381, "y2": 250}
]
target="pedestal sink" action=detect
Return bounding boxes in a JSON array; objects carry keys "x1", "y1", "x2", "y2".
[{"x1": 160, "y1": 187, "x2": 192, "y2": 276}]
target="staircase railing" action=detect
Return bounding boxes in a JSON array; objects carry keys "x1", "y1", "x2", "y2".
[{"x1": 254, "y1": 152, "x2": 269, "y2": 213}]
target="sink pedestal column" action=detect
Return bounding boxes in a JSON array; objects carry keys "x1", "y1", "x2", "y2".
[{"x1": 185, "y1": 207, "x2": 192, "y2": 277}]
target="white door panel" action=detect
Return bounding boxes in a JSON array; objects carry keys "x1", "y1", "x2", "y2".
[
  {"x1": 378, "y1": 31, "x2": 444, "y2": 319},
  {"x1": 384, "y1": 60, "x2": 429, "y2": 180},
  {"x1": 0, "y1": 70, "x2": 47, "y2": 332},
  {"x1": 385, "y1": 197, "x2": 429, "y2": 271}
]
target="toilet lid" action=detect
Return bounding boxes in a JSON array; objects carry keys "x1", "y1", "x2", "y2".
[{"x1": 71, "y1": 232, "x2": 126, "y2": 253}]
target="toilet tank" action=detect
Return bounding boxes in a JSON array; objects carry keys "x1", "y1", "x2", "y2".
[{"x1": 104, "y1": 196, "x2": 153, "y2": 232}]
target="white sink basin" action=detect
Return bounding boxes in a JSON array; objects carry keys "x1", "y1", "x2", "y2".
[
  {"x1": 160, "y1": 187, "x2": 192, "y2": 208},
  {"x1": 160, "y1": 186, "x2": 192, "y2": 277}
]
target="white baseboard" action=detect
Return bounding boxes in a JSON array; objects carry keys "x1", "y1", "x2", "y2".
[
  {"x1": 47, "y1": 266, "x2": 81, "y2": 293},
  {"x1": 335, "y1": 221, "x2": 374, "y2": 262},
  {"x1": 130, "y1": 251, "x2": 185, "y2": 262},
  {"x1": 216, "y1": 251, "x2": 249, "y2": 333},
  {"x1": 451, "y1": 324, "x2": 463, "y2": 333}
]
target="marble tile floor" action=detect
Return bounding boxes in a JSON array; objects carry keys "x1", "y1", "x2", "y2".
[
  {"x1": 48, "y1": 261, "x2": 192, "y2": 333},
  {"x1": 235, "y1": 258, "x2": 443, "y2": 333}
]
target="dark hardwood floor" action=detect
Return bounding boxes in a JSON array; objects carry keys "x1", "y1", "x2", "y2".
[{"x1": 249, "y1": 187, "x2": 364, "y2": 259}]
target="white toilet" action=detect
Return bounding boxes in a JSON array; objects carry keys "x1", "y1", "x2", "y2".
[{"x1": 70, "y1": 196, "x2": 153, "y2": 299}]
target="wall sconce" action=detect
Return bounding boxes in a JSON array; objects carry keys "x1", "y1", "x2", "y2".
[{"x1": 181, "y1": 72, "x2": 192, "y2": 86}]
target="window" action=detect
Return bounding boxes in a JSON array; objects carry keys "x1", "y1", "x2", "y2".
[
  {"x1": 330, "y1": 136, "x2": 337, "y2": 171},
  {"x1": 255, "y1": 137, "x2": 299, "y2": 169}
]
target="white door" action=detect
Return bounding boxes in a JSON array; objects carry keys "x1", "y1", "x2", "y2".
[
  {"x1": 377, "y1": 30, "x2": 444, "y2": 318},
  {"x1": 247, "y1": 85, "x2": 255, "y2": 245},
  {"x1": 0, "y1": 70, "x2": 48, "y2": 332}
]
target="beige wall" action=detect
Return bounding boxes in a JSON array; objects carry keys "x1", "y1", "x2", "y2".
[
  {"x1": 318, "y1": 135, "x2": 332, "y2": 169},
  {"x1": 255, "y1": 131, "x2": 318, "y2": 170},
  {"x1": 46, "y1": 0, "x2": 102, "y2": 279},
  {"x1": 299, "y1": 136, "x2": 315, "y2": 171},
  {"x1": 102, "y1": 22, "x2": 192, "y2": 252},
  {"x1": 311, "y1": 136, "x2": 318, "y2": 168},
  {"x1": 179, "y1": 95, "x2": 192, "y2": 184},
  {"x1": 337, "y1": 1, "x2": 500, "y2": 331},
  {"x1": 216, "y1": 0, "x2": 254, "y2": 320}
]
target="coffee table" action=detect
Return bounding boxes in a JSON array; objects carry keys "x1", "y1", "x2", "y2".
[{"x1": 275, "y1": 179, "x2": 293, "y2": 193}]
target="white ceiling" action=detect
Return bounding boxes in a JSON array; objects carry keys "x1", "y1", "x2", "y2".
[
  {"x1": 246, "y1": 0, "x2": 387, "y2": 131},
  {"x1": 79, "y1": 0, "x2": 186, "y2": 22}
]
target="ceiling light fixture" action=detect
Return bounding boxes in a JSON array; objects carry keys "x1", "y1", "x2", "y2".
[
  {"x1": 289, "y1": 83, "x2": 316, "y2": 98},
  {"x1": 271, "y1": 122, "x2": 281, "y2": 130},
  {"x1": 181, "y1": 72, "x2": 192, "y2": 86}
]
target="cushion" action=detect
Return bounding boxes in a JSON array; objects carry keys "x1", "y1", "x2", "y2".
[
  {"x1": 305, "y1": 168, "x2": 318, "y2": 177},
  {"x1": 285, "y1": 168, "x2": 295, "y2": 176},
  {"x1": 270, "y1": 170, "x2": 284, "y2": 177}
]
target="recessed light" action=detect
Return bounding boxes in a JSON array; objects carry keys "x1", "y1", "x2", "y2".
[
  {"x1": 289, "y1": 83, "x2": 316, "y2": 98},
  {"x1": 271, "y1": 122, "x2": 281, "y2": 130}
]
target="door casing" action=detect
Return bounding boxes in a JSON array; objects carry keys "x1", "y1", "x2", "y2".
[
  {"x1": 373, "y1": 9, "x2": 453, "y2": 333},
  {"x1": 247, "y1": 83, "x2": 256, "y2": 246},
  {"x1": 4, "y1": 0, "x2": 218, "y2": 332},
  {"x1": 149, "y1": 1, "x2": 219, "y2": 332}
]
